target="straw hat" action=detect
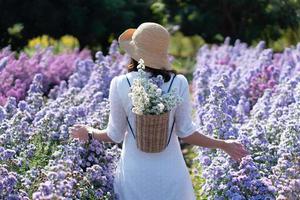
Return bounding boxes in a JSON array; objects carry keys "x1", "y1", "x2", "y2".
[{"x1": 118, "y1": 22, "x2": 172, "y2": 70}]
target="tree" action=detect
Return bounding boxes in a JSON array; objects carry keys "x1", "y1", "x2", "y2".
[
  {"x1": 0, "y1": 0, "x2": 155, "y2": 51},
  {"x1": 161, "y1": 0, "x2": 300, "y2": 44}
]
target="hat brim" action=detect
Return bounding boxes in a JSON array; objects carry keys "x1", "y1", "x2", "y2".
[
  {"x1": 118, "y1": 28, "x2": 136, "y2": 43},
  {"x1": 118, "y1": 28, "x2": 172, "y2": 71}
]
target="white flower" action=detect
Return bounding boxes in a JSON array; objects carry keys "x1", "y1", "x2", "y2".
[
  {"x1": 158, "y1": 103, "x2": 165, "y2": 112},
  {"x1": 128, "y1": 62, "x2": 182, "y2": 115},
  {"x1": 137, "y1": 59, "x2": 145, "y2": 70},
  {"x1": 156, "y1": 88, "x2": 162, "y2": 95}
]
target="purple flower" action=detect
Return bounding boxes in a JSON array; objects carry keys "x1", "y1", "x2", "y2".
[
  {"x1": 0, "y1": 56, "x2": 9, "y2": 71},
  {"x1": 0, "y1": 106, "x2": 6, "y2": 122}
]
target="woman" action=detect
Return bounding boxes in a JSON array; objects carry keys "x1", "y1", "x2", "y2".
[{"x1": 70, "y1": 22, "x2": 249, "y2": 200}]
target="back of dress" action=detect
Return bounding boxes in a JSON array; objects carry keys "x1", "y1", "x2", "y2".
[{"x1": 106, "y1": 71, "x2": 197, "y2": 200}]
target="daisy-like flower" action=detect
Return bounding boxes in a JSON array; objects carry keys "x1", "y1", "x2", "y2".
[{"x1": 128, "y1": 59, "x2": 182, "y2": 115}]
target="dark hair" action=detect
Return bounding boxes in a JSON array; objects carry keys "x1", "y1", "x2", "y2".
[{"x1": 127, "y1": 58, "x2": 177, "y2": 82}]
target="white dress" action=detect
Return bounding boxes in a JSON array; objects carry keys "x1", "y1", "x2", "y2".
[{"x1": 106, "y1": 71, "x2": 198, "y2": 200}]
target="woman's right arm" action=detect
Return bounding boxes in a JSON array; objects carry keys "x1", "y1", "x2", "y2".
[
  {"x1": 69, "y1": 124, "x2": 115, "y2": 143},
  {"x1": 69, "y1": 76, "x2": 126, "y2": 144},
  {"x1": 181, "y1": 131, "x2": 249, "y2": 162}
]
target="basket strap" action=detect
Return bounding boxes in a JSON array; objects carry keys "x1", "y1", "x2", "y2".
[
  {"x1": 166, "y1": 74, "x2": 177, "y2": 147},
  {"x1": 125, "y1": 75, "x2": 136, "y2": 139},
  {"x1": 125, "y1": 75, "x2": 131, "y2": 87},
  {"x1": 126, "y1": 116, "x2": 136, "y2": 139},
  {"x1": 167, "y1": 74, "x2": 177, "y2": 93},
  {"x1": 166, "y1": 118, "x2": 176, "y2": 147}
]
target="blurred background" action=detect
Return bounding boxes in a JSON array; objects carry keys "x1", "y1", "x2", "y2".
[
  {"x1": 1, "y1": 2, "x2": 300, "y2": 199},
  {"x1": 1, "y1": 0, "x2": 300, "y2": 75}
]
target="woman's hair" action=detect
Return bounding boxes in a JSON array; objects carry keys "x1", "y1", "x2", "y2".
[{"x1": 127, "y1": 58, "x2": 177, "y2": 82}]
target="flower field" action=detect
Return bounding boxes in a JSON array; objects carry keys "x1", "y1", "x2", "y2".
[
  {"x1": 0, "y1": 39, "x2": 299, "y2": 199},
  {"x1": 0, "y1": 41, "x2": 127, "y2": 199},
  {"x1": 192, "y1": 39, "x2": 300, "y2": 200}
]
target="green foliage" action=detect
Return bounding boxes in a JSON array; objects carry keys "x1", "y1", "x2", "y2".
[
  {"x1": 169, "y1": 31, "x2": 204, "y2": 79},
  {"x1": 172, "y1": 56, "x2": 196, "y2": 81},
  {"x1": 183, "y1": 145, "x2": 207, "y2": 200},
  {"x1": 170, "y1": 31, "x2": 205, "y2": 57},
  {"x1": 267, "y1": 28, "x2": 300, "y2": 52},
  {"x1": 7, "y1": 23, "x2": 24, "y2": 38},
  {"x1": 0, "y1": 0, "x2": 156, "y2": 52},
  {"x1": 29, "y1": 132, "x2": 59, "y2": 169},
  {"x1": 150, "y1": 0, "x2": 169, "y2": 25},
  {"x1": 160, "y1": 0, "x2": 300, "y2": 45},
  {"x1": 2, "y1": 0, "x2": 300, "y2": 53}
]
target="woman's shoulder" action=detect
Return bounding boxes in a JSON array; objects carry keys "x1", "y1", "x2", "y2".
[
  {"x1": 111, "y1": 72, "x2": 188, "y2": 88},
  {"x1": 174, "y1": 73, "x2": 188, "y2": 87},
  {"x1": 174, "y1": 73, "x2": 187, "y2": 82},
  {"x1": 115, "y1": 72, "x2": 138, "y2": 80},
  {"x1": 111, "y1": 74, "x2": 132, "y2": 89}
]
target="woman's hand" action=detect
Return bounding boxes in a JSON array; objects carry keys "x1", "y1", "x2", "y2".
[
  {"x1": 69, "y1": 124, "x2": 89, "y2": 142},
  {"x1": 221, "y1": 139, "x2": 249, "y2": 162}
]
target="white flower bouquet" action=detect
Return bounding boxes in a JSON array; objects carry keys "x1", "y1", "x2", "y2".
[
  {"x1": 128, "y1": 59, "x2": 182, "y2": 115},
  {"x1": 127, "y1": 59, "x2": 183, "y2": 153}
]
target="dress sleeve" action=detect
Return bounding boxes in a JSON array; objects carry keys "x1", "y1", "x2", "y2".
[
  {"x1": 106, "y1": 76, "x2": 127, "y2": 143},
  {"x1": 174, "y1": 75, "x2": 198, "y2": 138}
]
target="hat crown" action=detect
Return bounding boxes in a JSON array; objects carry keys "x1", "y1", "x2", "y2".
[{"x1": 133, "y1": 22, "x2": 170, "y2": 52}]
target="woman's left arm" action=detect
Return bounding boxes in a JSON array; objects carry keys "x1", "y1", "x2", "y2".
[
  {"x1": 181, "y1": 131, "x2": 249, "y2": 162},
  {"x1": 181, "y1": 130, "x2": 224, "y2": 148}
]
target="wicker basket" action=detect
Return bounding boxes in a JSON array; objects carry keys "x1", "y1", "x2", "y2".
[{"x1": 135, "y1": 111, "x2": 170, "y2": 153}]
